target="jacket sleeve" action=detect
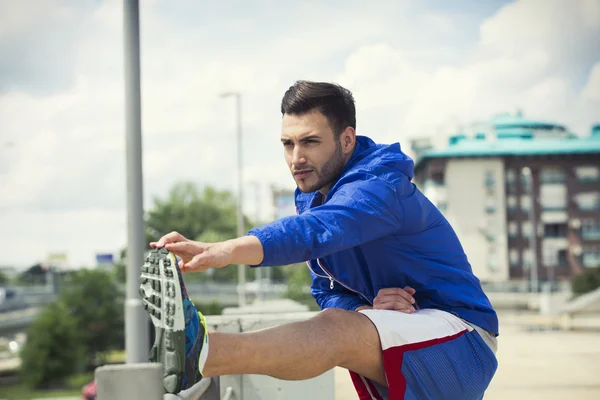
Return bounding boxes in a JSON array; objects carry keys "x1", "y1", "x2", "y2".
[
  {"x1": 248, "y1": 175, "x2": 405, "y2": 267},
  {"x1": 310, "y1": 271, "x2": 370, "y2": 311}
]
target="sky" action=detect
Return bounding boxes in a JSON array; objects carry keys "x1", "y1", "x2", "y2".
[{"x1": 0, "y1": 0, "x2": 599, "y2": 269}]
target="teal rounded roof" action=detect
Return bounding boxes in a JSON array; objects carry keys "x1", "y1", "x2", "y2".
[{"x1": 490, "y1": 113, "x2": 565, "y2": 131}]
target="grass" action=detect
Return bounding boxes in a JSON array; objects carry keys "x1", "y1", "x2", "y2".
[
  {"x1": 0, "y1": 372, "x2": 94, "y2": 400},
  {"x1": 0, "y1": 384, "x2": 81, "y2": 399}
]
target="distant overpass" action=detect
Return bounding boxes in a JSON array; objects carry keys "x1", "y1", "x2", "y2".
[{"x1": 0, "y1": 282, "x2": 289, "y2": 336}]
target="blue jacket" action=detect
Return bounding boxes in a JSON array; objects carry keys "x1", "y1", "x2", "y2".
[{"x1": 248, "y1": 136, "x2": 499, "y2": 335}]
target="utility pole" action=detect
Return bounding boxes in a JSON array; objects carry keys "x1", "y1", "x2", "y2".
[
  {"x1": 220, "y1": 92, "x2": 246, "y2": 307},
  {"x1": 123, "y1": 0, "x2": 149, "y2": 362}
]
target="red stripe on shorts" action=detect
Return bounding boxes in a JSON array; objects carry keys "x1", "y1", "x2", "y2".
[{"x1": 383, "y1": 329, "x2": 468, "y2": 399}]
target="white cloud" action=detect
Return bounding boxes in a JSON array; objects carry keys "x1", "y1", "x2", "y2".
[{"x1": 0, "y1": 0, "x2": 598, "y2": 267}]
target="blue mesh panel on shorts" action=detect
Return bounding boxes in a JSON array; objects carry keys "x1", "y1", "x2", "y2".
[{"x1": 400, "y1": 331, "x2": 497, "y2": 400}]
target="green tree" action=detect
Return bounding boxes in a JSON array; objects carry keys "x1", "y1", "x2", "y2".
[
  {"x1": 283, "y1": 263, "x2": 319, "y2": 311},
  {"x1": 145, "y1": 182, "x2": 257, "y2": 283},
  {"x1": 59, "y1": 269, "x2": 124, "y2": 362},
  {"x1": 571, "y1": 268, "x2": 600, "y2": 296},
  {"x1": 0, "y1": 270, "x2": 8, "y2": 285},
  {"x1": 20, "y1": 302, "x2": 82, "y2": 388},
  {"x1": 113, "y1": 248, "x2": 127, "y2": 284},
  {"x1": 146, "y1": 182, "x2": 251, "y2": 244}
]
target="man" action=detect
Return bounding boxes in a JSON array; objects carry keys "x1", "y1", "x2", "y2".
[{"x1": 140, "y1": 81, "x2": 499, "y2": 399}]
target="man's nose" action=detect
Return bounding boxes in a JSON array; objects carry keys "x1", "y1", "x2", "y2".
[{"x1": 292, "y1": 146, "x2": 307, "y2": 166}]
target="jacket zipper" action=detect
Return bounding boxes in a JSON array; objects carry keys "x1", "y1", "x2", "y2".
[
  {"x1": 315, "y1": 259, "x2": 372, "y2": 305},
  {"x1": 299, "y1": 197, "x2": 372, "y2": 304}
]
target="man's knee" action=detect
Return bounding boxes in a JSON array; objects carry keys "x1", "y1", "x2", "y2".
[
  {"x1": 312, "y1": 308, "x2": 385, "y2": 383},
  {"x1": 313, "y1": 308, "x2": 379, "y2": 352}
]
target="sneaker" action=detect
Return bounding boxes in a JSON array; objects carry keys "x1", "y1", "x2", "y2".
[{"x1": 139, "y1": 247, "x2": 209, "y2": 393}]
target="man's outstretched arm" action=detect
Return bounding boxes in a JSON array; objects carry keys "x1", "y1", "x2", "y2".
[
  {"x1": 152, "y1": 176, "x2": 405, "y2": 272},
  {"x1": 152, "y1": 233, "x2": 264, "y2": 272}
]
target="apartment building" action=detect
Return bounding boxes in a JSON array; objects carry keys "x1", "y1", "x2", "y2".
[{"x1": 412, "y1": 114, "x2": 600, "y2": 284}]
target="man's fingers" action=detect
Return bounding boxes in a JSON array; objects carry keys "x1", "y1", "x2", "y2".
[
  {"x1": 155, "y1": 231, "x2": 186, "y2": 247},
  {"x1": 373, "y1": 301, "x2": 415, "y2": 313},
  {"x1": 376, "y1": 288, "x2": 415, "y2": 304},
  {"x1": 165, "y1": 241, "x2": 197, "y2": 253},
  {"x1": 403, "y1": 286, "x2": 416, "y2": 295},
  {"x1": 182, "y1": 253, "x2": 211, "y2": 273}
]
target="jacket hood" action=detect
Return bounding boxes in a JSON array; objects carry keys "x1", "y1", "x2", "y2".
[{"x1": 344, "y1": 135, "x2": 415, "y2": 180}]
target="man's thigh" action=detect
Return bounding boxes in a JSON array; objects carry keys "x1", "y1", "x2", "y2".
[
  {"x1": 315, "y1": 308, "x2": 386, "y2": 386},
  {"x1": 352, "y1": 309, "x2": 498, "y2": 400}
]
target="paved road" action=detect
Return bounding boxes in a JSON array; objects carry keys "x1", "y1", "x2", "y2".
[{"x1": 334, "y1": 316, "x2": 600, "y2": 400}]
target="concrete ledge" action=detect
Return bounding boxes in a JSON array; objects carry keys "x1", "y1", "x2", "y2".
[{"x1": 96, "y1": 363, "x2": 163, "y2": 400}]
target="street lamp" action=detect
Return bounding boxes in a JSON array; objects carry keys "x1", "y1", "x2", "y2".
[
  {"x1": 521, "y1": 167, "x2": 539, "y2": 293},
  {"x1": 220, "y1": 92, "x2": 246, "y2": 307},
  {"x1": 123, "y1": 0, "x2": 149, "y2": 363}
]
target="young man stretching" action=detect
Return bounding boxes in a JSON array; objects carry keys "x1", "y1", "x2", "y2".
[{"x1": 139, "y1": 81, "x2": 499, "y2": 399}]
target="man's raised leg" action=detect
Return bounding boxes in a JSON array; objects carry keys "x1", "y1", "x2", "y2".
[
  {"x1": 202, "y1": 308, "x2": 386, "y2": 385},
  {"x1": 140, "y1": 248, "x2": 385, "y2": 393}
]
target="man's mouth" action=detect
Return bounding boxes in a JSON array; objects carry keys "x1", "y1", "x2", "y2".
[{"x1": 293, "y1": 170, "x2": 313, "y2": 179}]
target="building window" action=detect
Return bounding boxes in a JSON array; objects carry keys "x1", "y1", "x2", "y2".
[
  {"x1": 523, "y1": 248, "x2": 533, "y2": 269},
  {"x1": 430, "y1": 171, "x2": 445, "y2": 185},
  {"x1": 484, "y1": 170, "x2": 496, "y2": 197},
  {"x1": 520, "y1": 195, "x2": 531, "y2": 212},
  {"x1": 509, "y1": 249, "x2": 519, "y2": 267},
  {"x1": 507, "y1": 196, "x2": 518, "y2": 213},
  {"x1": 582, "y1": 218, "x2": 600, "y2": 240},
  {"x1": 522, "y1": 221, "x2": 532, "y2": 238},
  {"x1": 506, "y1": 169, "x2": 517, "y2": 192},
  {"x1": 540, "y1": 167, "x2": 565, "y2": 184},
  {"x1": 540, "y1": 184, "x2": 567, "y2": 211},
  {"x1": 485, "y1": 170, "x2": 496, "y2": 188},
  {"x1": 558, "y1": 249, "x2": 567, "y2": 266},
  {"x1": 520, "y1": 171, "x2": 531, "y2": 192},
  {"x1": 575, "y1": 166, "x2": 599, "y2": 183},
  {"x1": 544, "y1": 223, "x2": 568, "y2": 238},
  {"x1": 582, "y1": 246, "x2": 600, "y2": 268},
  {"x1": 543, "y1": 246, "x2": 558, "y2": 267},
  {"x1": 485, "y1": 196, "x2": 496, "y2": 213},
  {"x1": 575, "y1": 192, "x2": 600, "y2": 211},
  {"x1": 508, "y1": 222, "x2": 518, "y2": 238},
  {"x1": 437, "y1": 202, "x2": 448, "y2": 213}
]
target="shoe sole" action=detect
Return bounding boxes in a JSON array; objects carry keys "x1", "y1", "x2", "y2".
[{"x1": 140, "y1": 247, "x2": 186, "y2": 393}]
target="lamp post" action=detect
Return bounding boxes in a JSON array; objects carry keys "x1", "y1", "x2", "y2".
[
  {"x1": 521, "y1": 167, "x2": 539, "y2": 293},
  {"x1": 123, "y1": 0, "x2": 149, "y2": 362},
  {"x1": 220, "y1": 92, "x2": 246, "y2": 307}
]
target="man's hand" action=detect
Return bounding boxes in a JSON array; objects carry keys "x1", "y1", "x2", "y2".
[
  {"x1": 372, "y1": 287, "x2": 417, "y2": 313},
  {"x1": 150, "y1": 231, "x2": 232, "y2": 272}
]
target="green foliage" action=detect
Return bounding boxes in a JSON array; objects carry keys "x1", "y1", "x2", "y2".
[
  {"x1": 146, "y1": 182, "x2": 253, "y2": 244},
  {"x1": 193, "y1": 299, "x2": 225, "y2": 315},
  {"x1": 113, "y1": 247, "x2": 127, "y2": 284},
  {"x1": 58, "y1": 269, "x2": 124, "y2": 362},
  {"x1": 144, "y1": 182, "x2": 260, "y2": 284},
  {"x1": 571, "y1": 268, "x2": 600, "y2": 296},
  {"x1": 283, "y1": 263, "x2": 319, "y2": 311},
  {"x1": 0, "y1": 270, "x2": 8, "y2": 285},
  {"x1": 20, "y1": 302, "x2": 82, "y2": 388}
]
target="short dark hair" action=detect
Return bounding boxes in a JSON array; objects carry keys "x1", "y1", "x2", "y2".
[{"x1": 280, "y1": 80, "x2": 356, "y2": 135}]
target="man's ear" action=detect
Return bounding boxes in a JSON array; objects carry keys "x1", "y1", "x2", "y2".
[{"x1": 340, "y1": 126, "x2": 356, "y2": 155}]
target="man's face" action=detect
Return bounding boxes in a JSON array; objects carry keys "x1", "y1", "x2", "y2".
[{"x1": 281, "y1": 110, "x2": 347, "y2": 194}]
